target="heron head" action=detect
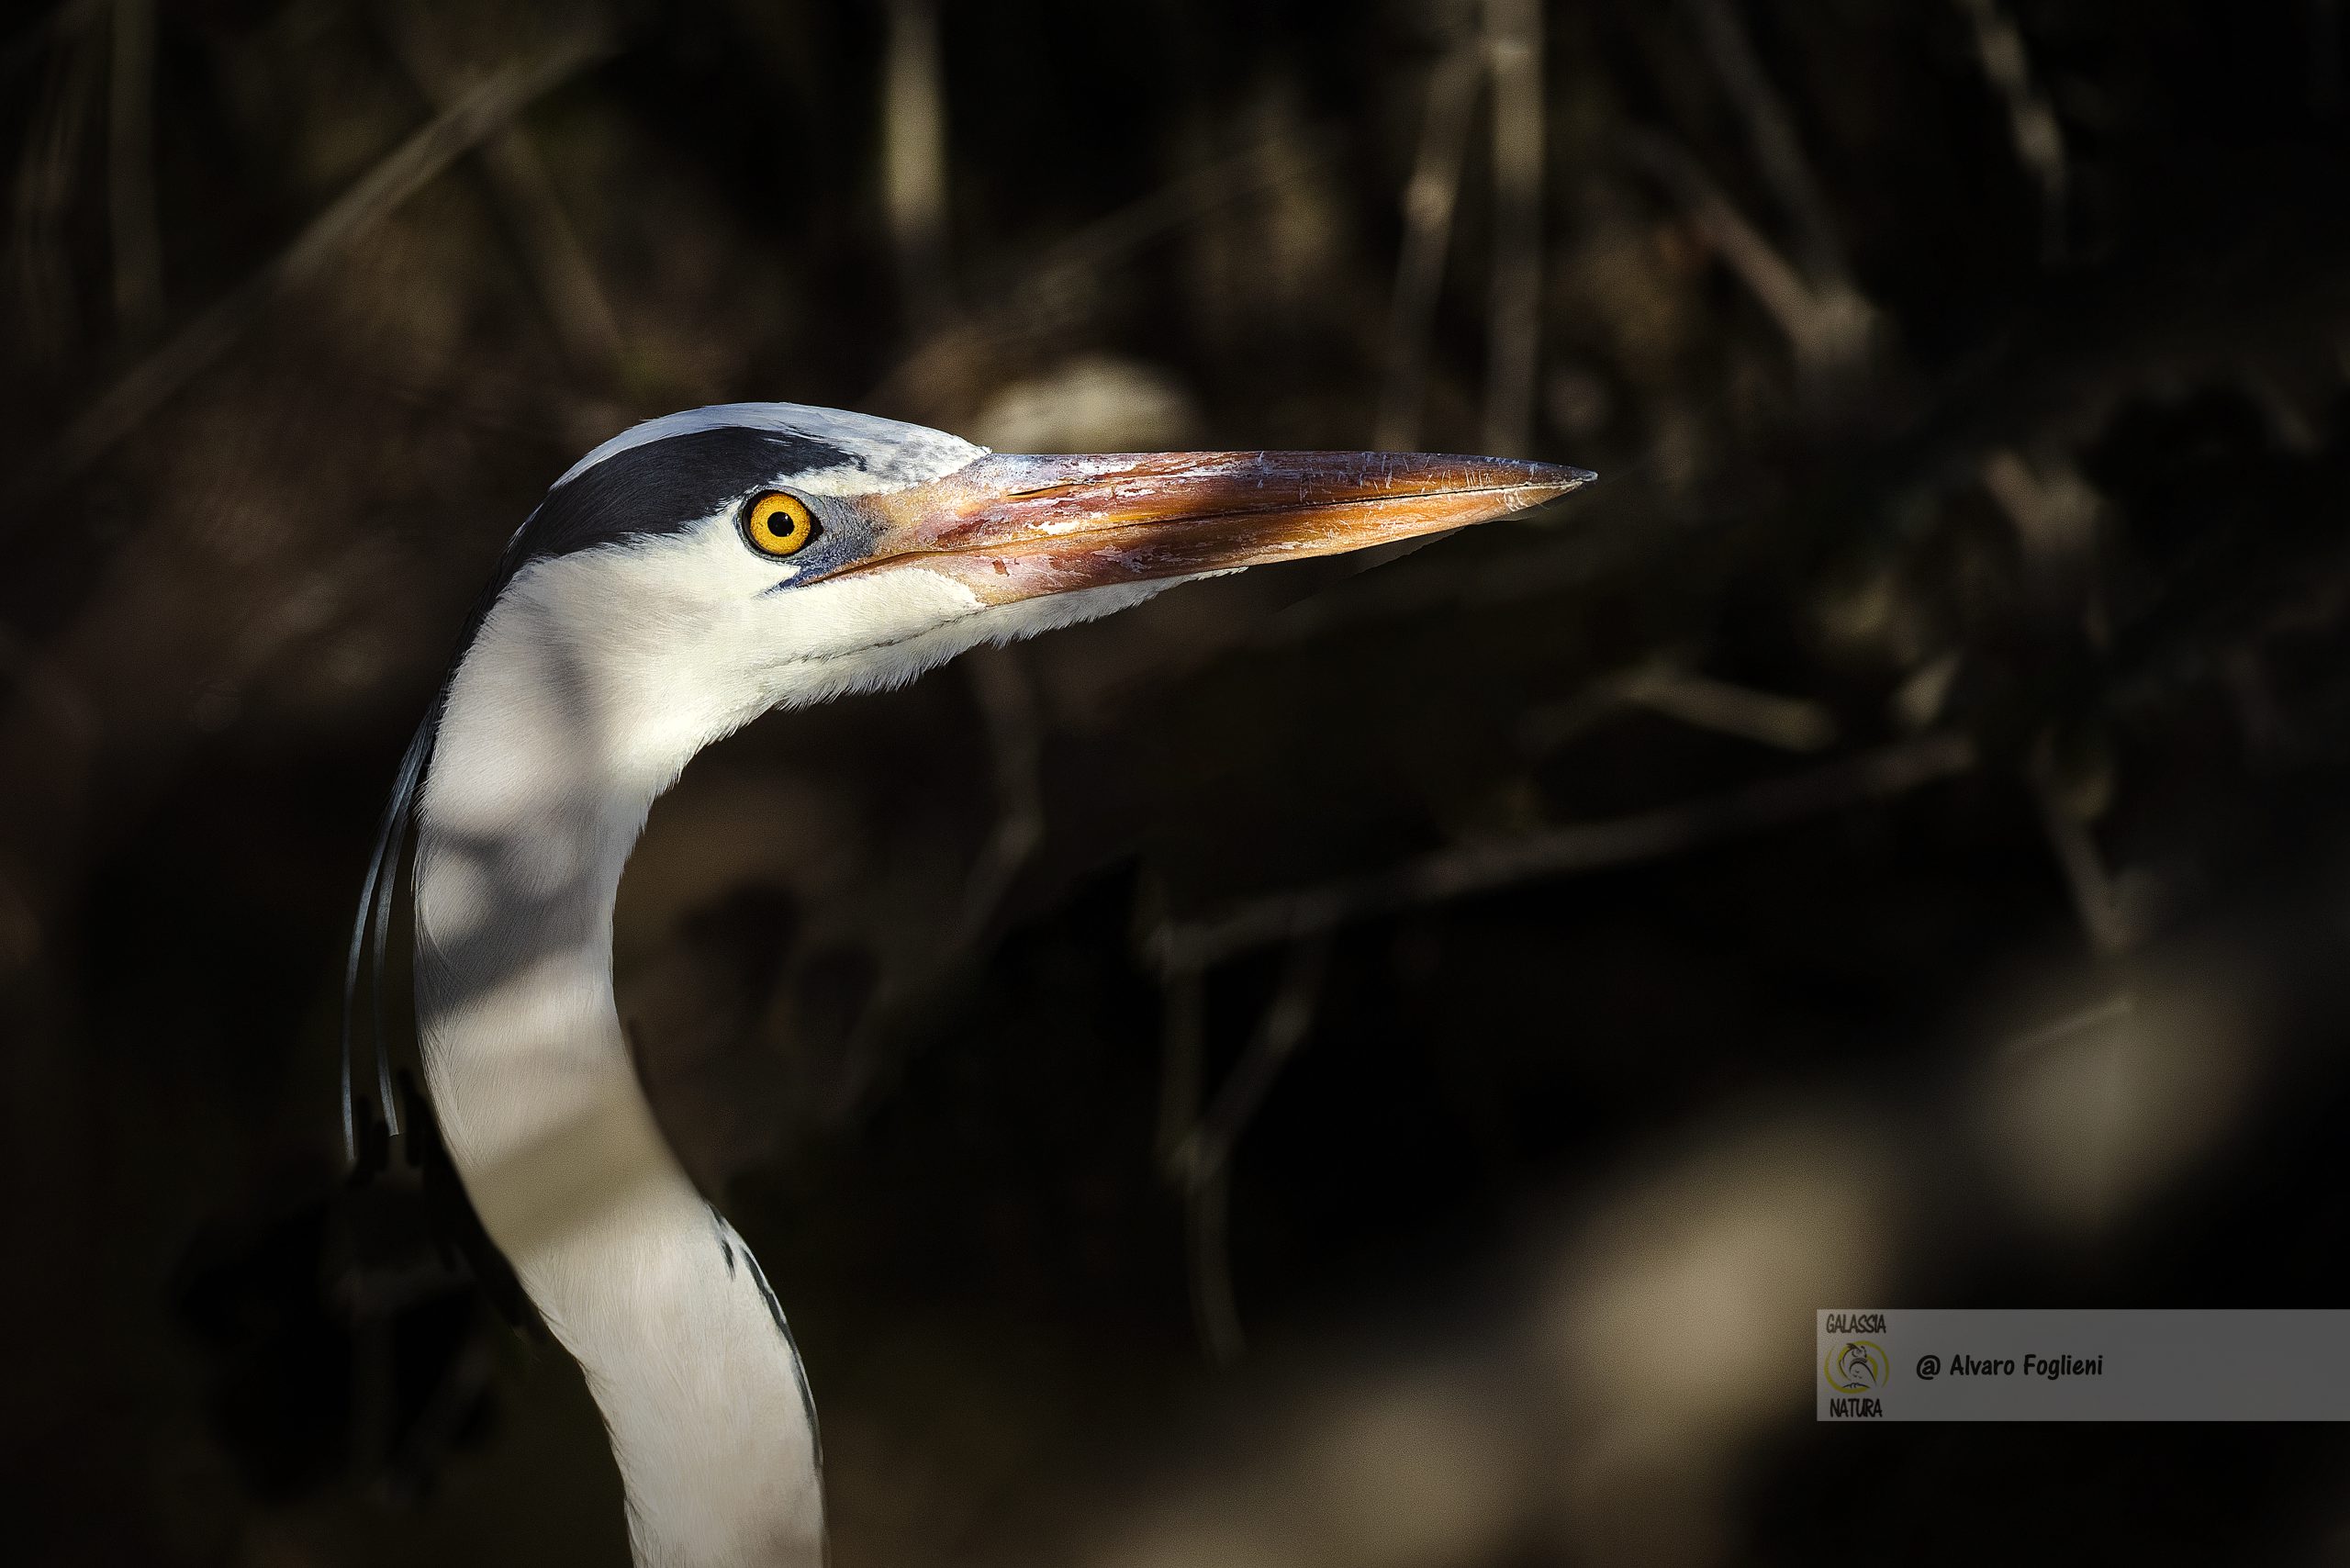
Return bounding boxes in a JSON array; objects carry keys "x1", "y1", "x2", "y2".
[
  {"x1": 354, "y1": 401, "x2": 1588, "y2": 1157},
  {"x1": 444, "y1": 403, "x2": 1591, "y2": 792}
]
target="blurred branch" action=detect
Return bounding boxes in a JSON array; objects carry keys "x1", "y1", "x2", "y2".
[
  {"x1": 1168, "y1": 937, "x2": 1329, "y2": 1365},
  {"x1": 2031, "y1": 732, "x2": 2143, "y2": 957},
  {"x1": 1981, "y1": 446, "x2": 2106, "y2": 645},
  {"x1": 868, "y1": 136, "x2": 1328, "y2": 414},
  {"x1": 2001, "y1": 991, "x2": 2136, "y2": 1060},
  {"x1": 1157, "y1": 966, "x2": 1240, "y2": 1364},
  {"x1": 106, "y1": 0, "x2": 159, "y2": 337},
  {"x1": 1523, "y1": 660, "x2": 1838, "y2": 755},
  {"x1": 1681, "y1": 0, "x2": 1851, "y2": 286},
  {"x1": 378, "y1": 4, "x2": 625, "y2": 383},
  {"x1": 1023, "y1": 140, "x2": 1328, "y2": 300},
  {"x1": 1152, "y1": 956, "x2": 1238, "y2": 1362},
  {"x1": 1169, "y1": 936, "x2": 1329, "y2": 1192},
  {"x1": 1185, "y1": 1165, "x2": 1242, "y2": 1366},
  {"x1": 1378, "y1": 38, "x2": 1483, "y2": 452},
  {"x1": 1619, "y1": 666, "x2": 1838, "y2": 752},
  {"x1": 2032, "y1": 795, "x2": 2136, "y2": 957},
  {"x1": 1892, "y1": 651, "x2": 1964, "y2": 734},
  {"x1": 1148, "y1": 733, "x2": 1976, "y2": 974},
  {"x1": 1483, "y1": 0, "x2": 1543, "y2": 456},
  {"x1": 1623, "y1": 129, "x2": 1876, "y2": 389},
  {"x1": 14, "y1": 20, "x2": 611, "y2": 508},
  {"x1": 1951, "y1": 0, "x2": 2070, "y2": 263}
]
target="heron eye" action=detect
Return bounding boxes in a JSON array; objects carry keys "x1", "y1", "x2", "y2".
[{"x1": 744, "y1": 491, "x2": 819, "y2": 557}]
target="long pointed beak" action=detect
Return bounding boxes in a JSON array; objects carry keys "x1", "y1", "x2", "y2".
[{"x1": 850, "y1": 450, "x2": 1594, "y2": 603}]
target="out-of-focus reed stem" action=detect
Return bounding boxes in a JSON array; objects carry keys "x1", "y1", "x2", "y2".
[
  {"x1": 1683, "y1": 0, "x2": 1849, "y2": 287},
  {"x1": 380, "y1": 5, "x2": 626, "y2": 383},
  {"x1": 882, "y1": 0, "x2": 951, "y2": 330},
  {"x1": 1377, "y1": 39, "x2": 1482, "y2": 453},
  {"x1": 20, "y1": 23, "x2": 609, "y2": 506},
  {"x1": 106, "y1": 0, "x2": 159, "y2": 337},
  {"x1": 1482, "y1": 0, "x2": 1542, "y2": 457},
  {"x1": 1951, "y1": 0, "x2": 2072, "y2": 263}
]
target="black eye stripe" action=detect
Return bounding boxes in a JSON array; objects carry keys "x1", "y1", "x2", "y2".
[{"x1": 519, "y1": 427, "x2": 860, "y2": 566}]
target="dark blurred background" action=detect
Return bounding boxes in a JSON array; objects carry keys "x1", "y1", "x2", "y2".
[{"x1": 7, "y1": 0, "x2": 2350, "y2": 1562}]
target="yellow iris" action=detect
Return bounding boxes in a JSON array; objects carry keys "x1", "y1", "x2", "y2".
[{"x1": 744, "y1": 491, "x2": 819, "y2": 557}]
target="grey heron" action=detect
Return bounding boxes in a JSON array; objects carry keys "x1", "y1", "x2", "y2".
[{"x1": 349, "y1": 401, "x2": 1589, "y2": 1567}]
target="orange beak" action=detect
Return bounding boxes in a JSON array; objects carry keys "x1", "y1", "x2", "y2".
[{"x1": 848, "y1": 450, "x2": 1594, "y2": 602}]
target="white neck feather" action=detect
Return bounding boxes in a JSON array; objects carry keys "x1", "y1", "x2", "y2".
[
  {"x1": 412, "y1": 566, "x2": 823, "y2": 1568},
  {"x1": 404, "y1": 510, "x2": 1192, "y2": 1565}
]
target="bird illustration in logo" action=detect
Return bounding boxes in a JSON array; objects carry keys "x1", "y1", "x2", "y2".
[{"x1": 1828, "y1": 1338, "x2": 1889, "y2": 1392}]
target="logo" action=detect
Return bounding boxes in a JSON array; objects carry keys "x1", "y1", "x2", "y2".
[{"x1": 1824, "y1": 1338, "x2": 1890, "y2": 1393}]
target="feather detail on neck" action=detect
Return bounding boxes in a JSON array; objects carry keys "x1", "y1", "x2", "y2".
[{"x1": 413, "y1": 566, "x2": 823, "y2": 1568}]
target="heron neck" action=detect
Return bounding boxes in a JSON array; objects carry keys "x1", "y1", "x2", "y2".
[{"x1": 412, "y1": 629, "x2": 822, "y2": 1568}]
